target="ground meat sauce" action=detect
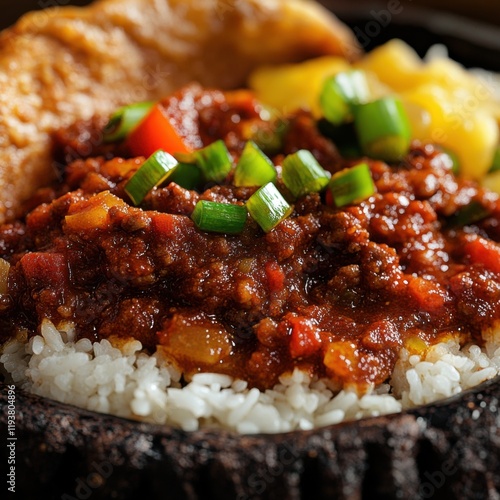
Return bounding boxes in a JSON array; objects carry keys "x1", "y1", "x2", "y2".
[{"x1": 1, "y1": 84, "x2": 500, "y2": 391}]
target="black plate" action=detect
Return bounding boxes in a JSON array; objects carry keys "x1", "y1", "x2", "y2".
[{"x1": 0, "y1": 3, "x2": 499, "y2": 500}]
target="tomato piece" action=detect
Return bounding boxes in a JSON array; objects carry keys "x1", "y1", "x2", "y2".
[
  {"x1": 20, "y1": 252, "x2": 68, "y2": 291},
  {"x1": 464, "y1": 236, "x2": 500, "y2": 274},
  {"x1": 406, "y1": 276, "x2": 448, "y2": 313},
  {"x1": 265, "y1": 261, "x2": 285, "y2": 293},
  {"x1": 126, "y1": 104, "x2": 193, "y2": 158},
  {"x1": 288, "y1": 315, "x2": 322, "y2": 359}
]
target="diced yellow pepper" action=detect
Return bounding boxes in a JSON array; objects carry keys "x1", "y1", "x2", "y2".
[
  {"x1": 65, "y1": 191, "x2": 126, "y2": 231},
  {"x1": 404, "y1": 336, "x2": 428, "y2": 356}
]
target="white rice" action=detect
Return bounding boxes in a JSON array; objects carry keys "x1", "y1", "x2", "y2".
[{"x1": 1, "y1": 319, "x2": 499, "y2": 434}]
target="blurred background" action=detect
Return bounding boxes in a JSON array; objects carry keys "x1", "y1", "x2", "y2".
[
  {"x1": 2, "y1": 1, "x2": 500, "y2": 69},
  {"x1": 2, "y1": 0, "x2": 500, "y2": 30}
]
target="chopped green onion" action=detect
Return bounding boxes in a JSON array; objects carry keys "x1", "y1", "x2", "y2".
[
  {"x1": 320, "y1": 70, "x2": 370, "y2": 125},
  {"x1": 169, "y1": 163, "x2": 203, "y2": 190},
  {"x1": 174, "y1": 151, "x2": 197, "y2": 164},
  {"x1": 191, "y1": 200, "x2": 247, "y2": 234},
  {"x1": 317, "y1": 119, "x2": 361, "y2": 158},
  {"x1": 125, "y1": 150, "x2": 179, "y2": 205},
  {"x1": 176, "y1": 140, "x2": 232, "y2": 183},
  {"x1": 103, "y1": 101, "x2": 155, "y2": 143},
  {"x1": 328, "y1": 162, "x2": 376, "y2": 207},
  {"x1": 282, "y1": 150, "x2": 330, "y2": 199},
  {"x1": 246, "y1": 182, "x2": 293, "y2": 233},
  {"x1": 352, "y1": 97, "x2": 412, "y2": 162},
  {"x1": 250, "y1": 117, "x2": 289, "y2": 155},
  {"x1": 234, "y1": 141, "x2": 277, "y2": 187},
  {"x1": 446, "y1": 201, "x2": 491, "y2": 228},
  {"x1": 489, "y1": 145, "x2": 500, "y2": 173},
  {"x1": 440, "y1": 147, "x2": 460, "y2": 175}
]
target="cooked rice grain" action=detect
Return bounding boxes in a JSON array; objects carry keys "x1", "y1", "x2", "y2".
[{"x1": 1, "y1": 320, "x2": 499, "y2": 434}]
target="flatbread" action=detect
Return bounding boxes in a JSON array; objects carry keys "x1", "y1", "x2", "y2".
[{"x1": 0, "y1": 0, "x2": 360, "y2": 223}]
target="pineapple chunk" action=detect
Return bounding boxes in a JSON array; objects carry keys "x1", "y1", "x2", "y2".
[{"x1": 249, "y1": 56, "x2": 350, "y2": 116}]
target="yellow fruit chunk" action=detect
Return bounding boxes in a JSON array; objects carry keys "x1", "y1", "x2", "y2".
[
  {"x1": 354, "y1": 39, "x2": 422, "y2": 92},
  {"x1": 442, "y1": 110, "x2": 498, "y2": 180},
  {"x1": 417, "y1": 58, "x2": 476, "y2": 93},
  {"x1": 248, "y1": 56, "x2": 350, "y2": 116},
  {"x1": 403, "y1": 84, "x2": 498, "y2": 179}
]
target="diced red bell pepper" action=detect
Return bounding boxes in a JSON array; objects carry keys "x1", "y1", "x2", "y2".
[
  {"x1": 126, "y1": 104, "x2": 193, "y2": 158},
  {"x1": 464, "y1": 236, "x2": 500, "y2": 274}
]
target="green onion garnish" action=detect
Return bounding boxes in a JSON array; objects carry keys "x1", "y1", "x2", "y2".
[
  {"x1": 169, "y1": 163, "x2": 203, "y2": 190},
  {"x1": 353, "y1": 97, "x2": 412, "y2": 162},
  {"x1": 328, "y1": 162, "x2": 376, "y2": 207},
  {"x1": 281, "y1": 150, "x2": 330, "y2": 199},
  {"x1": 125, "y1": 150, "x2": 179, "y2": 205},
  {"x1": 191, "y1": 200, "x2": 247, "y2": 234},
  {"x1": 234, "y1": 141, "x2": 277, "y2": 187},
  {"x1": 441, "y1": 147, "x2": 460, "y2": 175},
  {"x1": 246, "y1": 182, "x2": 293, "y2": 233},
  {"x1": 320, "y1": 70, "x2": 370, "y2": 125},
  {"x1": 250, "y1": 117, "x2": 289, "y2": 155},
  {"x1": 446, "y1": 201, "x2": 491, "y2": 228},
  {"x1": 103, "y1": 101, "x2": 154, "y2": 143},
  {"x1": 489, "y1": 145, "x2": 500, "y2": 173},
  {"x1": 317, "y1": 119, "x2": 361, "y2": 158},
  {"x1": 179, "y1": 140, "x2": 232, "y2": 183}
]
